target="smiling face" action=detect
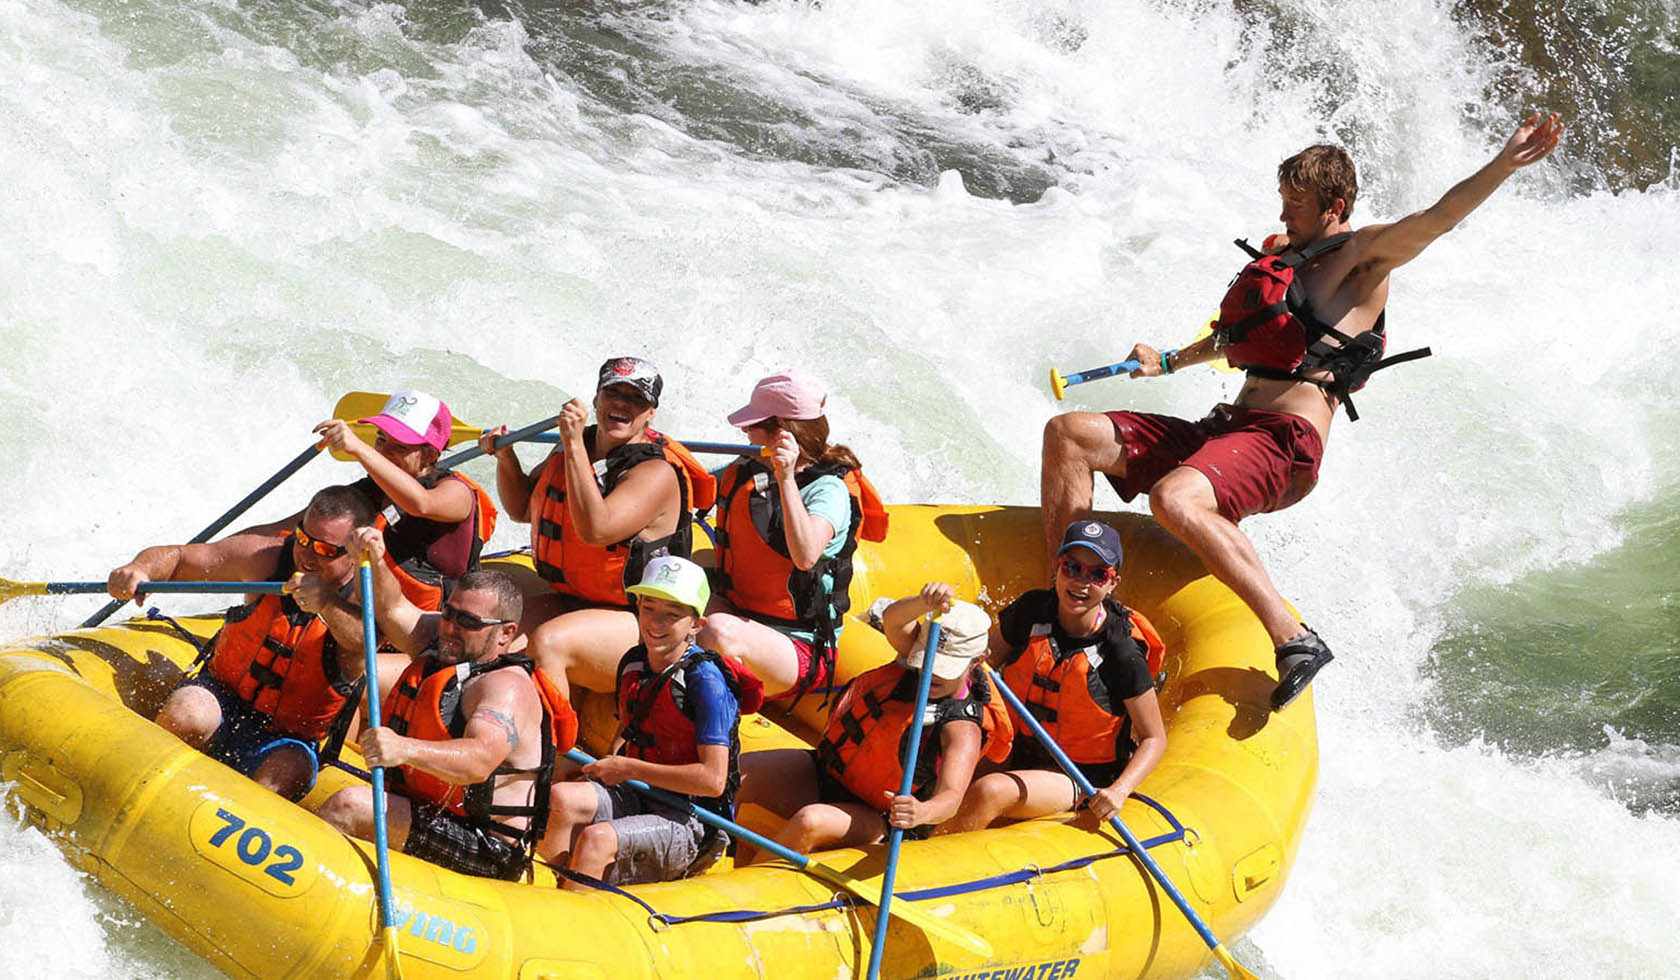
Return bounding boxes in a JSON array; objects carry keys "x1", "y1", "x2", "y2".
[
  {"x1": 291, "y1": 509, "x2": 359, "y2": 586},
  {"x1": 636, "y1": 595, "x2": 699, "y2": 661},
  {"x1": 594, "y1": 384, "x2": 656, "y2": 444},
  {"x1": 1054, "y1": 547, "x2": 1119, "y2": 618}
]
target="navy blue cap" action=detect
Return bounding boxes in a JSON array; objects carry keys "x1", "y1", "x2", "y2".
[{"x1": 1056, "y1": 520, "x2": 1122, "y2": 567}]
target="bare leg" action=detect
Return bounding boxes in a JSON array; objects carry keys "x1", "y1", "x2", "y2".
[
  {"x1": 537, "y1": 780, "x2": 603, "y2": 864},
  {"x1": 777, "y1": 801, "x2": 887, "y2": 854},
  {"x1": 697, "y1": 614, "x2": 803, "y2": 697},
  {"x1": 1147, "y1": 466, "x2": 1301, "y2": 645},
  {"x1": 566, "y1": 822, "x2": 620, "y2": 889},
  {"x1": 940, "y1": 768, "x2": 1079, "y2": 834},
  {"x1": 155, "y1": 686, "x2": 223, "y2": 750},
  {"x1": 527, "y1": 607, "x2": 640, "y2": 700},
  {"x1": 735, "y1": 748, "x2": 819, "y2": 865},
  {"x1": 248, "y1": 745, "x2": 320, "y2": 801},
  {"x1": 1041, "y1": 412, "x2": 1130, "y2": 571},
  {"x1": 319, "y1": 785, "x2": 415, "y2": 850}
]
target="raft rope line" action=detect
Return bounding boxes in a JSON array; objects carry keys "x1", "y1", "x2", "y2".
[{"x1": 542, "y1": 793, "x2": 1189, "y2": 929}]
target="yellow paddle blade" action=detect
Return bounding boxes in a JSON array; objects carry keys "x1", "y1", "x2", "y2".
[
  {"x1": 328, "y1": 392, "x2": 482, "y2": 462},
  {"x1": 1213, "y1": 944, "x2": 1260, "y2": 980},
  {"x1": 806, "y1": 861, "x2": 993, "y2": 958},
  {"x1": 379, "y1": 925, "x2": 406, "y2": 979},
  {"x1": 1048, "y1": 366, "x2": 1069, "y2": 401},
  {"x1": 1193, "y1": 317, "x2": 1241, "y2": 374},
  {"x1": 0, "y1": 578, "x2": 49, "y2": 606}
]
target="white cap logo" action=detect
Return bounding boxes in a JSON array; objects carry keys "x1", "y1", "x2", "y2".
[{"x1": 1083, "y1": 522, "x2": 1102, "y2": 537}]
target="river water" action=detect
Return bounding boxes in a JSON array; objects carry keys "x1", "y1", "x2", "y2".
[{"x1": 2, "y1": 0, "x2": 1677, "y2": 975}]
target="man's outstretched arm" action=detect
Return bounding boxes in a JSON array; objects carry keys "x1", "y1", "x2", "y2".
[{"x1": 1355, "y1": 112, "x2": 1562, "y2": 276}]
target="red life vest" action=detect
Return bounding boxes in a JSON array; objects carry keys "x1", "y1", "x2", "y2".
[
  {"x1": 383, "y1": 652, "x2": 578, "y2": 846},
  {"x1": 529, "y1": 427, "x2": 717, "y2": 607},
  {"x1": 1214, "y1": 233, "x2": 1428, "y2": 421},
  {"x1": 614, "y1": 645, "x2": 763, "y2": 817},
  {"x1": 997, "y1": 603, "x2": 1164, "y2": 767},
  {"x1": 814, "y1": 662, "x2": 1013, "y2": 808},
  {"x1": 205, "y1": 590, "x2": 354, "y2": 741},
  {"x1": 376, "y1": 472, "x2": 500, "y2": 611},
  {"x1": 712, "y1": 458, "x2": 889, "y2": 682}
]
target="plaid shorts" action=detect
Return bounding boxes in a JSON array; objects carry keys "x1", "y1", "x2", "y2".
[{"x1": 403, "y1": 802, "x2": 527, "y2": 881}]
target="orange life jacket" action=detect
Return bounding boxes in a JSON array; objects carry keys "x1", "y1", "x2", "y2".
[
  {"x1": 383, "y1": 652, "x2": 578, "y2": 851},
  {"x1": 529, "y1": 426, "x2": 717, "y2": 607},
  {"x1": 815, "y1": 662, "x2": 1013, "y2": 808},
  {"x1": 205, "y1": 589, "x2": 355, "y2": 741},
  {"x1": 377, "y1": 472, "x2": 500, "y2": 610},
  {"x1": 712, "y1": 457, "x2": 888, "y2": 667},
  {"x1": 998, "y1": 603, "x2": 1165, "y2": 766}
]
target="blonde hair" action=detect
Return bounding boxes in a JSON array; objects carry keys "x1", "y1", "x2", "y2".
[{"x1": 1278, "y1": 144, "x2": 1358, "y2": 221}]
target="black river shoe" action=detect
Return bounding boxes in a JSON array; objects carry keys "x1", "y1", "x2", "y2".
[{"x1": 1270, "y1": 627, "x2": 1334, "y2": 711}]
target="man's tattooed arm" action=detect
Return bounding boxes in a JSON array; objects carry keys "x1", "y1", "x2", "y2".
[{"x1": 473, "y1": 707, "x2": 521, "y2": 750}]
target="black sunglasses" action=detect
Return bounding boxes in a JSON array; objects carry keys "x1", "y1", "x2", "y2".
[{"x1": 440, "y1": 606, "x2": 512, "y2": 631}]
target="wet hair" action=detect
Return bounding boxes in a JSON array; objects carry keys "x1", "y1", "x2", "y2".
[
  {"x1": 306, "y1": 484, "x2": 378, "y2": 528},
  {"x1": 776, "y1": 415, "x2": 861, "y2": 472},
  {"x1": 454, "y1": 569, "x2": 524, "y2": 623},
  {"x1": 1278, "y1": 144, "x2": 1358, "y2": 222}
]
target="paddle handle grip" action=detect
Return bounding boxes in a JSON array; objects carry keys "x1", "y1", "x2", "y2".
[
  {"x1": 1062, "y1": 359, "x2": 1143, "y2": 388},
  {"x1": 61, "y1": 581, "x2": 288, "y2": 598},
  {"x1": 436, "y1": 415, "x2": 563, "y2": 471},
  {"x1": 522, "y1": 434, "x2": 764, "y2": 456},
  {"x1": 80, "y1": 444, "x2": 322, "y2": 628},
  {"x1": 561, "y1": 748, "x2": 811, "y2": 872},
  {"x1": 984, "y1": 666, "x2": 1224, "y2": 953}
]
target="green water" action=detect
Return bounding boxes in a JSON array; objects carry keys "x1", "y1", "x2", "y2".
[{"x1": 1428, "y1": 485, "x2": 1680, "y2": 812}]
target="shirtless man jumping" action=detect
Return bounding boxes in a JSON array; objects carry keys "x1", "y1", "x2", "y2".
[{"x1": 1041, "y1": 112, "x2": 1562, "y2": 711}]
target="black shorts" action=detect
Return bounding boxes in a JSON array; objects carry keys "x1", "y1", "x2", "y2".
[
  {"x1": 1006, "y1": 737, "x2": 1128, "y2": 801},
  {"x1": 811, "y1": 751, "x2": 930, "y2": 842},
  {"x1": 403, "y1": 802, "x2": 527, "y2": 881}
]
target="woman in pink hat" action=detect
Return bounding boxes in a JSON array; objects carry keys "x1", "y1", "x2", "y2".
[
  {"x1": 698, "y1": 369, "x2": 887, "y2": 703},
  {"x1": 311, "y1": 390, "x2": 497, "y2": 612}
]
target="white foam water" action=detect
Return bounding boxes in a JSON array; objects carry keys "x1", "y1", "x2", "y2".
[{"x1": 3, "y1": 0, "x2": 1676, "y2": 974}]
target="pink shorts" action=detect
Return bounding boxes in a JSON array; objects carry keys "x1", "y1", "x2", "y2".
[
  {"x1": 768, "y1": 635, "x2": 835, "y2": 703},
  {"x1": 1103, "y1": 404, "x2": 1324, "y2": 522}
]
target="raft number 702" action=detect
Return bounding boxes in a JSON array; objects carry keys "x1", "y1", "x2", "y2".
[{"x1": 207, "y1": 807, "x2": 304, "y2": 885}]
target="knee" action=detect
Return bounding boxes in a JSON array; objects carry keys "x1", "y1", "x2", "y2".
[
  {"x1": 155, "y1": 692, "x2": 218, "y2": 744},
  {"x1": 696, "y1": 615, "x2": 743, "y2": 655},
  {"x1": 1042, "y1": 413, "x2": 1085, "y2": 456},
  {"x1": 319, "y1": 788, "x2": 372, "y2": 838},
  {"x1": 967, "y1": 773, "x2": 1021, "y2": 812},
  {"x1": 1149, "y1": 476, "x2": 1203, "y2": 531},
  {"x1": 572, "y1": 822, "x2": 617, "y2": 862}
]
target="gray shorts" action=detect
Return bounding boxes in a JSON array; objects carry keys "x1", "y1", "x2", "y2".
[{"x1": 590, "y1": 783, "x2": 726, "y2": 885}]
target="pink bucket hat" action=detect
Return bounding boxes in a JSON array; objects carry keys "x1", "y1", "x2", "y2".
[
  {"x1": 726, "y1": 370, "x2": 827, "y2": 428},
  {"x1": 358, "y1": 390, "x2": 453, "y2": 451}
]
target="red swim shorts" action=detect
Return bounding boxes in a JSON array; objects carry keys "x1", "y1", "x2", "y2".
[{"x1": 1103, "y1": 404, "x2": 1324, "y2": 522}]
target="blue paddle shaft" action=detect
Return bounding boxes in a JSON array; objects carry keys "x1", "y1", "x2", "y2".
[
  {"x1": 360, "y1": 564, "x2": 398, "y2": 931},
  {"x1": 561, "y1": 748, "x2": 813, "y2": 871},
  {"x1": 80, "y1": 443, "x2": 321, "y2": 628},
  {"x1": 1063, "y1": 359, "x2": 1143, "y2": 387},
  {"x1": 54, "y1": 581, "x2": 287, "y2": 596},
  {"x1": 866, "y1": 618, "x2": 943, "y2": 980},
  {"x1": 437, "y1": 415, "x2": 562, "y2": 472},
  {"x1": 523, "y1": 434, "x2": 762, "y2": 456},
  {"x1": 984, "y1": 666, "x2": 1224, "y2": 951}
]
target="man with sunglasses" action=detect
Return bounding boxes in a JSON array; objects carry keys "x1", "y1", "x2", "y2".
[
  {"x1": 943, "y1": 521, "x2": 1168, "y2": 834},
  {"x1": 105, "y1": 485, "x2": 379, "y2": 800},
  {"x1": 319, "y1": 529, "x2": 570, "y2": 881}
]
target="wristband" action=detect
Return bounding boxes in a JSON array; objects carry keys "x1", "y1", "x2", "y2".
[{"x1": 1161, "y1": 349, "x2": 1179, "y2": 375}]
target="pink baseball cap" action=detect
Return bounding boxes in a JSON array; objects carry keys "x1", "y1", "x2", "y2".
[
  {"x1": 358, "y1": 390, "x2": 453, "y2": 451},
  {"x1": 726, "y1": 370, "x2": 827, "y2": 428}
]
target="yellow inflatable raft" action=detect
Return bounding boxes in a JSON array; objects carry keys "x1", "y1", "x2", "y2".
[{"x1": 0, "y1": 505, "x2": 1315, "y2": 978}]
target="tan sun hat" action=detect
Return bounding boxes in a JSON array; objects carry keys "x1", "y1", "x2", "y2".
[{"x1": 900, "y1": 600, "x2": 991, "y2": 680}]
